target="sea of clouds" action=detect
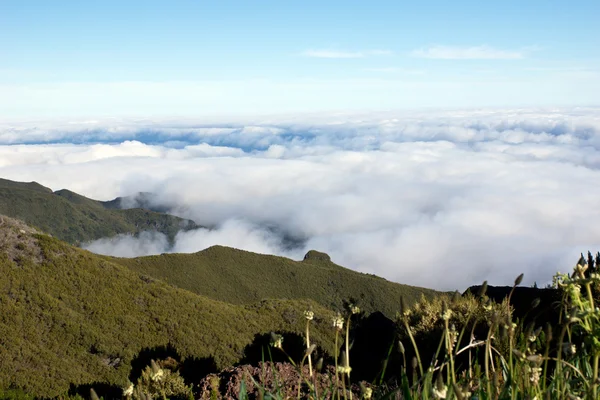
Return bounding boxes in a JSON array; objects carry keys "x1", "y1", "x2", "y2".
[{"x1": 1, "y1": 107, "x2": 600, "y2": 290}]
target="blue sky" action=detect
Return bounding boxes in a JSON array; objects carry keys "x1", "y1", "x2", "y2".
[{"x1": 1, "y1": 0, "x2": 599, "y2": 117}]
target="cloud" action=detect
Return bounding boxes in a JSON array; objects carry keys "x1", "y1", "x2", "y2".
[
  {"x1": 302, "y1": 49, "x2": 392, "y2": 58},
  {"x1": 83, "y1": 231, "x2": 170, "y2": 258},
  {"x1": 84, "y1": 219, "x2": 288, "y2": 258},
  {"x1": 412, "y1": 45, "x2": 525, "y2": 59},
  {"x1": 2, "y1": 108, "x2": 600, "y2": 291}
]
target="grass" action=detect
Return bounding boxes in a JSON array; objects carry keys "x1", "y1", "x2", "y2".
[
  {"x1": 0, "y1": 216, "x2": 337, "y2": 398},
  {"x1": 109, "y1": 245, "x2": 440, "y2": 318},
  {"x1": 0, "y1": 178, "x2": 199, "y2": 244},
  {"x1": 233, "y1": 263, "x2": 600, "y2": 400}
]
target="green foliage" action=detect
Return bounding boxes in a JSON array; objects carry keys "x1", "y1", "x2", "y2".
[
  {"x1": 0, "y1": 178, "x2": 199, "y2": 244},
  {"x1": 111, "y1": 245, "x2": 439, "y2": 318},
  {"x1": 0, "y1": 218, "x2": 336, "y2": 398},
  {"x1": 131, "y1": 360, "x2": 191, "y2": 400}
]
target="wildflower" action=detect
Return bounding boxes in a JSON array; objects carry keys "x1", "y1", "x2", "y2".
[
  {"x1": 433, "y1": 386, "x2": 447, "y2": 399},
  {"x1": 150, "y1": 360, "x2": 164, "y2": 382},
  {"x1": 528, "y1": 366, "x2": 542, "y2": 385},
  {"x1": 351, "y1": 305, "x2": 360, "y2": 315},
  {"x1": 123, "y1": 383, "x2": 134, "y2": 397},
  {"x1": 336, "y1": 364, "x2": 352, "y2": 375},
  {"x1": 561, "y1": 342, "x2": 577, "y2": 356},
  {"x1": 441, "y1": 308, "x2": 453, "y2": 321},
  {"x1": 304, "y1": 310, "x2": 314, "y2": 321},
  {"x1": 575, "y1": 262, "x2": 588, "y2": 276},
  {"x1": 483, "y1": 300, "x2": 493, "y2": 311},
  {"x1": 360, "y1": 383, "x2": 373, "y2": 399},
  {"x1": 528, "y1": 334, "x2": 537, "y2": 342},
  {"x1": 434, "y1": 374, "x2": 447, "y2": 399},
  {"x1": 332, "y1": 314, "x2": 344, "y2": 331},
  {"x1": 270, "y1": 332, "x2": 284, "y2": 349},
  {"x1": 338, "y1": 351, "x2": 352, "y2": 376}
]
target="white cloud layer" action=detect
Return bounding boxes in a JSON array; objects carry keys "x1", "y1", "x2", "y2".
[{"x1": 2, "y1": 108, "x2": 600, "y2": 290}]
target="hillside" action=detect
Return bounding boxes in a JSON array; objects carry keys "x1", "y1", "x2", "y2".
[
  {"x1": 110, "y1": 247, "x2": 440, "y2": 318},
  {"x1": 0, "y1": 178, "x2": 199, "y2": 245},
  {"x1": 0, "y1": 215, "x2": 336, "y2": 398}
]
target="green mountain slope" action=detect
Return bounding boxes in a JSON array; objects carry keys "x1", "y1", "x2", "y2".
[
  {"x1": 111, "y1": 247, "x2": 439, "y2": 318},
  {"x1": 0, "y1": 215, "x2": 336, "y2": 398},
  {"x1": 0, "y1": 178, "x2": 199, "y2": 245}
]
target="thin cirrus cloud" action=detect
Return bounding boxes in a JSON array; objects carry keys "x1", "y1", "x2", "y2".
[
  {"x1": 1, "y1": 108, "x2": 600, "y2": 292},
  {"x1": 302, "y1": 49, "x2": 393, "y2": 58},
  {"x1": 412, "y1": 45, "x2": 525, "y2": 60}
]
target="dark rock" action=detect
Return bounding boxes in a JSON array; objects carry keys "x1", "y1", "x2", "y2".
[{"x1": 303, "y1": 250, "x2": 331, "y2": 263}]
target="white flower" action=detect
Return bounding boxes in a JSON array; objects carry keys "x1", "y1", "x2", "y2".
[
  {"x1": 151, "y1": 368, "x2": 164, "y2": 382},
  {"x1": 333, "y1": 314, "x2": 344, "y2": 331},
  {"x1": 441, "y1": 308, "x2": 453, "y2": 321},
  {"x1": 123, "y1": 383, "x2": 134, "y2": 397},
  {"x1": 432, "y1": 386, "x2": 447, "y2": 399},
  {"x1": 304, "y1": 310, "x2": 314, "y2": 321},
  {"x1": 336, "y1": 365, "x2": 352, "y2": 375}
]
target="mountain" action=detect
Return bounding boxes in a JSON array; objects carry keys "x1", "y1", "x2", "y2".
[
  {"x1": 110, "y1": 248, "x2": 440, "y2": 318},
  {"x1": 0, "y1": 178, "x2": 440, "y2": 318},
  {"x1": 0, "y1": 178, "x2": 199, "y2": 245},
  {"x1": 0, "y1": 215, "x2": 336, "y2": 398}
]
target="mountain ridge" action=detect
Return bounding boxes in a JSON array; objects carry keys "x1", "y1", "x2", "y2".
[
  {"x1": 110, "y1": 243, "x2": 439, "y2": 318},
  {"x1": 0, "y1": 178, "x2": 200, "y2": 245}
]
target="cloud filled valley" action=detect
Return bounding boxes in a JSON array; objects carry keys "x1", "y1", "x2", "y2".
[{"x1": 2, "y1": 108, "x2": 600, "y2": 290}]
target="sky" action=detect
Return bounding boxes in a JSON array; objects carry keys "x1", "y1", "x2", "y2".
[
  {"x1": 1, "y1": 2, "x2": 600, "y2": 291},
  {"x1": 1, "y1": 0, "x2": 599, "y2": 116}
]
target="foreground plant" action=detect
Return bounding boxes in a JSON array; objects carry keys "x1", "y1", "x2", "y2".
[{"x1": 100, "y1": 258, "x2": 600, "y2": 399}]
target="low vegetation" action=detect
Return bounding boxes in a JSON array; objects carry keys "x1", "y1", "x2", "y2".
[
  {"x1": 0, "y1": 216, "x2": 336, "y2": 398},
  {"x1": 110, "y1": 246, "x2": 439, "y2": 318},
  {"x1": 0, "y1": 178, "x2": 198, "y2": 244}
]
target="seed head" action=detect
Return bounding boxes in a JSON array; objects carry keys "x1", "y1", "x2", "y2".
[
  {"x1": 477, "y1": 281, "x2": 488, "y2": 297},
  {"x1": 398, "y1": 340, "x2": 405, "y2": 355},
  {"x1": 90, "y1": 389, "x2": 100, "y2": 400},
  {"x1": 305, "y1": 344, "x2": 317, "y2": 357},
  {"x1": 315, "y1": 357, "x2": 324, "y2": 372},
  {"x1": 411, "y1": 356, "x2": 418, "y2": 370},
  {"x1": 514, "y1": 273, "x2": 524, "y2": 287}
]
